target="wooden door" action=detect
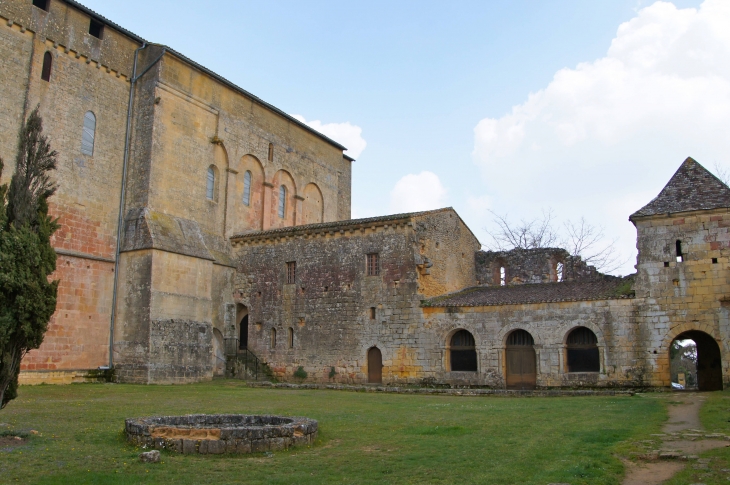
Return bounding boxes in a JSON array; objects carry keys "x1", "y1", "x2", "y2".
[
  {"x1": 368, "y1": 347, "x2": 382, "y2": 383},
  {"x1": 506, "y1": 347, "x2": 536, "y2": 389}
]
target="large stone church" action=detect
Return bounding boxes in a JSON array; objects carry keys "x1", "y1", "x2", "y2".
[{"x1": 2, "y1": 0, "x2": 728, "y2": 390}]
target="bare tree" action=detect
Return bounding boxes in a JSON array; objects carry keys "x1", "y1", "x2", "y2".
[
  {"x1": 563, "y1": 218, "x2": 623, "y2": 274},
  {"x1": 486, "y1": 209, "x2": 625, "y2": 274},
  {"x1": 487, "y1": 209, "x2": 561, "y2": 251},
  {"x1": 713, "y1": 161, "x2": 730, "y2": 187}
]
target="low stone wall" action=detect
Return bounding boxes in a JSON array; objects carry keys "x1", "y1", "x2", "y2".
[
  {"x1": 125, "y1": 414, "x2": 318, "y2": 454},
  {"x1": 247, "y1": 382, "x2": 636, "y2": 397}
]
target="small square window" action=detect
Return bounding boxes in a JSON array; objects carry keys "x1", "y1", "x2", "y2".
[
  {"x1": 32, "y1": 0, "x2": 49, "y2": 11},
  {"x1": 286, "y1": 261, "x2": 296, "y2": 284},
  {"x1": 366, "y1": 253, "x2": 380, "y2": 276},
  {"x1": 664, "y1": 261, "x2": 670, "y2": 267},
  {"x1": 712, "y1": 257, "x2": 718, "y2": 264},
  {"x1": 89, "y1": 19, "x2": 104, "y2": 39}
]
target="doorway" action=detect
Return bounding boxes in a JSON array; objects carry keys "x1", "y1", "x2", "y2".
[
  {"x1": 368, "y1": 347, "x2": 383, "y2": 383},
  {"x1": 670, "y1": 330, "x2": 722, "y2": 391},
  {"x1": 236, "y1": 304, "x2": 248, "y2": 350},
  {"x1": 505, "y1": 329, "x2": 537, "y2": 390}
]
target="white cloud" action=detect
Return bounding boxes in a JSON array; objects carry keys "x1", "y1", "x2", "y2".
[
  {"x1": 291, "y1": 114, "x2": 367, "y2": 159},
  {"x1": 389, "y1": 171, "x2": 448, "y2": 214},
  {"x1": 473, "y1": 0, "x2": 730, "y2": 275}
]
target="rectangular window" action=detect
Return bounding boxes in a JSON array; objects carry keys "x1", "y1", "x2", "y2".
[
  {"x1": 32, "y1": 0, "x2": 49, "y2": 11},
  {"x1": 89, "y1": 19, "x2": 104, "y2": 39},
  {"x1": 369, "y1": 307, "x2": 376, "y2": 320},
  {"x1": 286, "y1": 261, "x2": 296, "y2": 284},
  {"x1": 366, "y1": 253, "x2": 380, "y2": 276}
]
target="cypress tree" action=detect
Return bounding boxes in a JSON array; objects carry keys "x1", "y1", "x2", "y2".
[{"x1": 0, "y1": 107, "x2": 59, "y2": 409}]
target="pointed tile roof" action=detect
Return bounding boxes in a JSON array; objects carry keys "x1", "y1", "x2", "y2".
[{"x1": 630, "y1": 157, "x2": 730, "y2": 220}]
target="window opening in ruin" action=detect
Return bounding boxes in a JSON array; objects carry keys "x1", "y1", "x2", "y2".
[
  {"x1": 268, "y1": 143, "x2": 274, "y2": 162},
  {"x1": 664, "y1": 261, "x2": 670, "y2": 267},
  {"x1": 89, "y1": 19, "x2": 104, "y2": 39},
  {"x1": 670, "y1": 331, "x2": 722, "y2": 391},
  {"x1": 239, "y1": 314, "x2": 248, "y2": 349},
  {"x1": 566, "y1": 327, "x2": 599, "y2": 372},
  {"x1": 676, "y1": 240, "x2": 684, "y2": 262},
  {"x1": 367, "y1": 253, "x2": 380, "y2": 276},
  {"x1": 505, "y1": 329, "x2": 536, "y2": 390},
  {"x1": 206, "y1": 166, "x2": 216, "y2": 200},
  {"x1": 32, "y1": 0, "x2": 49, "y2": 11},
  {"x1": 500, "y1": 266, "x2": 506, "y2": 286},
  {"x1": 81, "y1": 111, "x2": 96, "y2": 156},
  {"x1": 369, "y1": 307, "x2": 376, "y2": 320},
  {"x1": 243, "y1": 171, "x2": 251, "y2": 206},
  {"x1": 324, "y1": 286, "x2": 328, "y2": 292},
  {"x1": 556, "y1": 262, "x2": 564, "y2": 282},
  {"x1": 450, "y1": 330, "x2": 477, "y2": 372},
  {"x1": 286, "y1": 261, "x2": 296, "y2": 284},
  {"x1": 41, "y1": 51, "x2": 52, "y2": 81},
  {"x1": 270, "y1": 328, "x2": 276, "y2": 348},
  {"x1": 288, "y1": 328, "x2": 294, "y2": 348},
  {"x1": 278, "y1": 185, "x2": 287, "y2": 218},
  {"x1": 712, "y1": 258, "x2": 718, "y2": 264}
]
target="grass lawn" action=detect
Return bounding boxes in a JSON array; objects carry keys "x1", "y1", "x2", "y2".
[{"x1": 0, "y1": 380, "x2": 666, "y2": 485}]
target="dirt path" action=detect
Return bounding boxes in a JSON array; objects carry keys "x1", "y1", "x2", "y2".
[{"x1": 621, "y1": 393, "x2": 729, "y2": 485}]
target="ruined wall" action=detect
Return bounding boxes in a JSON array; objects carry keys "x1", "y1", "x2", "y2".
[
  {"x1": 476, "y1": 248, "x2": 602, "y2": 286},
  {"x1": 0, "y1": 1, "x2": 142, "y2": 381},
  {"x1": 633, "y1": 209, "x2": 730, "y2": 387}
]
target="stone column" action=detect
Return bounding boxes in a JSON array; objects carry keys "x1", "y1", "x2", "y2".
[
  {"x1": 262, "y1": 182, "x2": 274, "y2": 230},
  {"x1": 294, "y1": 195, "x2": 305, "y2": 226}
]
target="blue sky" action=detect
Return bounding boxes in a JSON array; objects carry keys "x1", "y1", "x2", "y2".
[{"x1": 83, "y1": 0, "x2": 726, "y2": 275}]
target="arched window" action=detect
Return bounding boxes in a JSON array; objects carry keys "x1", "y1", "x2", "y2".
[
  {"x1": 278, "y1": 185, "x2": 287, "y2": 218},
  {"x1": 268, "y1": 143, "x2": 274, "y2": 161},
  {"x1": 505, "y1": 329, "x2": 536, "y2": 389},
  {"x1": 243, "y1": 170, "x2": 252, "y2": 206},
  {"x1": 206, "y1": 166, "x2": 216, "y2": 200},
  {"x1": 450, "y1": 330, "x2": 477, "y2": 372},
  {"x1": 676, "y1": 240, "x2": 684, "y2": 262},
  {"x1": 288, "y1": 327, "x2": 294, "y2": 349},
  {"x1": 41, "y1": 51, "x2": 52, "y2": 82},
  {"x1": 81, "y1": 111, "x2": 96, "y2": 156},
  {"x1": 270, "y1": 328, "x2": 276, "y2": 349},
  {"x1": 566, "y1": 327, "x2": 599, "y2": 372}
]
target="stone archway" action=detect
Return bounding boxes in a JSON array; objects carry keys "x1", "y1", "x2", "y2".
[
  {"x1": 236, "y1": 304, "x2": 248, "y2": 350},
  {"x1": 670, "y1": 330, "x2": 722, "y2": 391}
]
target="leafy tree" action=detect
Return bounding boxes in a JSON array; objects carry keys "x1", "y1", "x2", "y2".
[{"x1": 0, "y1": 107, "x2": 59, "y2": 409}]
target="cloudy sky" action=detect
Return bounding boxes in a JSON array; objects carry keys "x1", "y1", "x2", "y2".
[{"x1": 83, "y1": 0, "x2": 727, "y2": 275}]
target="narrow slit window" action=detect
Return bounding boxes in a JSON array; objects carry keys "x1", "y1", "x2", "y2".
[
  {"x1": 41, "y1": 51, "x2": 52, "y2": 81},
  {"x1": 676, "y1": 240, "x2": 684, "y2": 262},
  {"x1": 206, "y1": 166, "x2": 215, "y2": 200},
  {"x1": 370, "y1": 307, "x2": 376, "y2": 320},
  {"x1": 286, "y1": 261, "x2": 296, "y2": 284},
  {"x1": 243, "y1": 170, "x2": 251, "y2": 206},
  {"x1": 270, "y1": 328, "x2": 276, "y2": 349},
  {"x1": 81, "y1": 111, "x2": 96, "y2": 156},
  {"x1": 556, "y1": 262, "x2": 564, "y2": 282},
  {"x1": 278, "y1": 185, "x2": 287, "y2": 218},
  {"x1": 89, "y1": 19, "x2": 104, "y2": 39},
  {"x1": 268, "y1": 143, "x2": 274, "y2": 161},
  {"x1": 367, "y1": 253, "x2": 380, "y2": 276},
  {"x1": 500, "y1": 266, "x2": 506, "y2": 286},
  {"x1": 288, "y1": 328, "x2": 294, "y2": 349}
]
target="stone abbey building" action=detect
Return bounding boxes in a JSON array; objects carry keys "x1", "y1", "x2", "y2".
[{"x1": 2, "y1": 0, "x2": 728, "y2": 391}]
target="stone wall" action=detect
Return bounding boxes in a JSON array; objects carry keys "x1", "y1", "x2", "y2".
[{"x1": 476, "y1": 248, "x2": 602, "y2": 286}]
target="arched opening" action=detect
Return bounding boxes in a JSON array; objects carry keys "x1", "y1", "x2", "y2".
[
  {"x1": 278, "y1": 185, "x2": 287, "y2": 218},
  {"x1": 212, "y1": 328, "x2": 225, "y2": 376},
  {"x1": 243, "y1": 170, "x2": 252, "y2": 206},
  {"x1": 206, "y1": 165, "x2": 219, "y2": 201},
  {"x1": 670, "y1": 330, "x2": 722, "y2": 391},
  {"x1": 41, "y1": 51, "x2": 52, "y2": 82},
  {"x1": 566, "y1": 327, "x2": 599, "y2": 372},
  {"x1": 449, "y1": 330, "x2": 477, "y2": 372},
  {"x1": 270, "y1": 328, "x2": 277, "y2": 349},
  {"x1": 492, "y1": 259, "x2": 508, "y2": 286},
  {"x1": 367, "y1": 347, "x2": 383, "y2": 383},
  {"x1": 505, "y1": 329, "x2": 536, "y2": 390},
  {"x1": 676, "y1": 240, "x2": 684, "y2": 263},
  {"x1": 302, "y1": 183, "x2": 324, "y2": 224},
  {"x1": 236, "y1": 303, "x2": 248, "y2": 350}
]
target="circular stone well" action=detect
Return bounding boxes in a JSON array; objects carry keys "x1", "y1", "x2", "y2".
[{"x1": 125, "y1": 414, "x2": 318, "y2": 455}]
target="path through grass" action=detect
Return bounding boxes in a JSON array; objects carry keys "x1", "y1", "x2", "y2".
[{"x1": 0, "y1": 381, "x2": 665, "y2": 484}]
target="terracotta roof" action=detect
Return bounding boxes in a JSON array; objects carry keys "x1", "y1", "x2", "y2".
[
  {"x1": 231, "y1": 208, "x2": 454, "y2": 241},
  {"x1": 630, "y1": 157, "x2": 730, "y2": 220},
  {"x1": 422, "y1": 277, "x2": 633, "y2": 307}
]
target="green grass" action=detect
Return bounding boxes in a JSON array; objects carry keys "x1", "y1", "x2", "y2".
[
  {"x1": 0, "y1": 380, "x2": 666, "y2": 485},
  {"x1": 664, "y1": 389, "x2": 730, "y2": 485}
]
